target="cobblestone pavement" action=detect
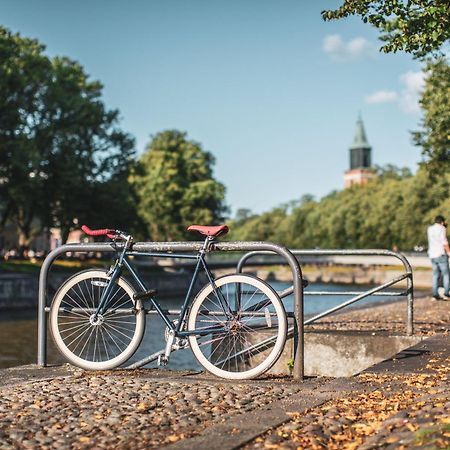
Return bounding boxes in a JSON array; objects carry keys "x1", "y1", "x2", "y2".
[
  {"x1": 245, "y1": 354, "x2": 450, "y2": 450},
  {"x1": 1, "y1": 296, "x2": 448, "y2": 449},
  {"x1": 0, "y1": 370, "x2": 303, "y2": 449},
  {"x1": 309, "y1": 296, "x2": 450, "y2": 336}
]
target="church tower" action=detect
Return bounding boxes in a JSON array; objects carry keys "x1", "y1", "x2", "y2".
[{"x1": 344, "y1": 115, "x2": 375, "y2": 188}]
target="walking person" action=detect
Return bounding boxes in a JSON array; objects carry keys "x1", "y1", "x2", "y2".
[{"x1": 427, "y1": 215, "x2": 450, "y2": 300}]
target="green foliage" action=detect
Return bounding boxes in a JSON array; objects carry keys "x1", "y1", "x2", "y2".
[
  {"x1": 412, "y1": 59, "x2": 450, "y2": 176},
  {"x1": 228, "y1": 206, "x2": 288, "y2": 242},
  {"x1": 234, "y1": 208, "x2": 256, "y2": 226},
  {"x1": 231, "y1": 168, "x2": 449, "y2": 251},
  {"x1": 375, "y1": 164, "x2": 413, "y2": 180},
  {"x1": 322, "y1": 0, "x2": 450, "y2": 58},
  {"x1": 286, "y1": 358, "x2": 294, "y2": 373},
  {"x1": 0, "y1": 27, "x2": 136, "y2": 247},
  {"x1": 131, "y1": 130, "x2": 227, "y2": 241}
]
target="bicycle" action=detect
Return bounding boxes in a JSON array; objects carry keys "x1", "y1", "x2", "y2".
[{"x1": 50, "y1": 224, "x2": 287, "y2": 380}]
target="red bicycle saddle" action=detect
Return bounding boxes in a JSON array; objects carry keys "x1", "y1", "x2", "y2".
[{"x1": 187, "y1": 224, "x2": 229, "y2": 238}]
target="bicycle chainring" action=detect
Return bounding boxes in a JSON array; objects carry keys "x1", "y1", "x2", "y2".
[{"x1": 164, "y1": 320, "x2": 189, "y2": 349}]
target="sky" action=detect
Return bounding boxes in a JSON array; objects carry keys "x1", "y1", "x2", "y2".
[{"x1": 0, "y1": 0, "x2": 425, "y2": 215}]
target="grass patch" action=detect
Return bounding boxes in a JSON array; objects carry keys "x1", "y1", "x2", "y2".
[
  {"x1": 0, "y1": 258, "x2": 171, "y2": 276},
  {"x1": 0, "y1": 259, "x2": 109, "y2": 274},
  {"x1": 414, "y1": 423, "x2": 450, "y2": 447}
]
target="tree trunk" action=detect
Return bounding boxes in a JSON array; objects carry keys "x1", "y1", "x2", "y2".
[
  {"x1": 61, "y1": 226, "x2": 71, "y2": 245},
  {"x1": 15, "y1": 207, "x2": 41, "y2": 257},
  {"x1": 17, "y1": 229, "x2": 32, "y2": 258}
]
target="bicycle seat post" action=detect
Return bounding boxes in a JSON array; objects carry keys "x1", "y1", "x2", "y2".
[{"x1": 200, "y1": 235, "x2": 215, "y2": 254}]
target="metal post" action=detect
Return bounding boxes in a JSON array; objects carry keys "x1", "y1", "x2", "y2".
[
  {"x1": 406, "y1": 272, "x2": 414, "y2": 336},
  {"x1": 236, "y1": 249, "x2": 304, "y2": 380},
  {"x1": 38, "y1": 243, "x2": 118, "y2": 366}
]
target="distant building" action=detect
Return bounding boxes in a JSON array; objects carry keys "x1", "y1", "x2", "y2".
[
  {"x1": 344, "y1": 115, "x2": 376, "y2": 188},
  {"x1": 0, "y1": 221, "x2": 86, "y2": 254}
]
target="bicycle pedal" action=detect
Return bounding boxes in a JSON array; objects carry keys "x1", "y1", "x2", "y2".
[{"x1": 134, "y1": 289, "x2": 158, "y2": 301}]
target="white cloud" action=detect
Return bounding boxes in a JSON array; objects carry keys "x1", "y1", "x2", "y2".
[
  {"x1": 364, "y1": 70, "x2": 425, "y2": 114},
  {"x1": 398, "y1": 70, "x2": 425, "y2": 113},
  {"x1": 323, "y1": 34, "x2": 372, "y2": 60},
  {"x1": 365, "y1": 90, "x2": 398, "y2": 104}
]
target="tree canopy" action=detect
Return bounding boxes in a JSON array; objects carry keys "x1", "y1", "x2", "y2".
[
  {"x1": 131, "y1": 130, "x2": 228, "y2": 241},
  {"x1": 412, "y1": 58, "x2": 450, "y2": 175},
  {"x1": 229, "y1": 167, "x2": 449, "y2": 251},
  {"x1": 0, "y1": 27, "x2": 136, "y2": 248},
  {"x1": 322, "y1": 0, "x2": 450, "y2": 58}
]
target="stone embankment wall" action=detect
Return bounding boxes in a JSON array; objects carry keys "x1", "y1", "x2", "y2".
[
  {"x1": 1, "y1": 263, "x2": 432, "y2": 309},
  {"x1": 0, "y1": 270, "x2": 207, "y2": 310}
]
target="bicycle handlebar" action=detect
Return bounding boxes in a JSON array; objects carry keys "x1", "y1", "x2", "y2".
[{"x1": 81, "y1": 225, "x2": 129, "y2": 241}]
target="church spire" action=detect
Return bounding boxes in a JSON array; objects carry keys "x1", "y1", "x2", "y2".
[
  {"x1": 350, "y1": 114, "x2": 370, "y2": 150},
  {"x1": 343, "y1": 114, "x2": 375, "y2": 188}
]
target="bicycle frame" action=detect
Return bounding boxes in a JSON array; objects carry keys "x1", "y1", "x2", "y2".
[{"x1": 95, "y1": 243, "x2": 231, "y2": 339}]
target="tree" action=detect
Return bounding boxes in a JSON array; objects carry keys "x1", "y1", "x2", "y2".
[
  {"x1": 0, "y1": 27, "x2": 135, "y2": 249},
  {"x1": 322, "y1": 1, "x2": 450, "y2": 58},
  {"x1": 131, "y1": 130, "x2": 227, "y2": 241},
  {"x1": 375, "y1": 164, "x2": 413, "y2": 180},
  {"x1": 412, "y1": 59, "x2": 450, "y2": 176},
  {"x1": 0, "y1": 28, "x2": 51, "y2": 247},
  {"x1": 230, "y1": 169, "x2": 449, "y2": 250},
  {"x1": 234, "y1": 208, "x2": 256, "y2": 225}
]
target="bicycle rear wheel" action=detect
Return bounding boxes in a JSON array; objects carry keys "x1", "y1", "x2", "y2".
[
  {"x1": 50, "y1": 269, "x2": 145, "y2": 370},
  {"x1": 188, "y1": 274, "x2": 287, "y2": 379}
]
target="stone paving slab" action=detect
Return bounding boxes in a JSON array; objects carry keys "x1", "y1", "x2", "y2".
[
  {"x1": 165, "y1": 378, "x2": 369, "y2": 450},
  {"x1": 0, "y1": 364, "x2": 74, "y2": 388},
  {"x1": 162, "y1": 334, "x2": 450, "y2": 449},
  {"x1": 367, "y1": 333, "x2": 450, "y2": 375},
  {"x1": 240, "y1": 334, "x2": 450, "y2": 449}
]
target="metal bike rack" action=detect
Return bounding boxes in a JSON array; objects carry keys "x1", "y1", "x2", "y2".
[
  {"x1": 236, "y1": 249, "x2": 414, "y2": 336},
  {"x1": 37, "y1": 241, "x2": 304, "y2": 379}
]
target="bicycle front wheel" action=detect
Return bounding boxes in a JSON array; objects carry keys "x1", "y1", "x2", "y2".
[
  {"x1": 188, "y1": 274, "x2": 287, "y2": 380},
  {"x1": 50, "y1": 269, "x2": 145, "y2": 370}
]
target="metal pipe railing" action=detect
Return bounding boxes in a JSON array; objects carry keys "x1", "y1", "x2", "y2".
[
  {"x1": 37, "y1": 240, "x2": 304, "y2": 379},
  {"x1": 236, "y1": 249, "x2": 414, "y2": 336}
]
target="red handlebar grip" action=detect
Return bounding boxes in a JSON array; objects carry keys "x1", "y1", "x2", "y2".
[{"x1": 81, "y1": 225, "x2": 115, "y2": 237}]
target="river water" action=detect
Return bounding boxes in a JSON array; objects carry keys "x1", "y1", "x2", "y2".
[{"x1": 0, "y1": 281, "x2": 401, "y2": 369}]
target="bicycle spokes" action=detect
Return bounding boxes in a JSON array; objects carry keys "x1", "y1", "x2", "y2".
[
  {"x1": 50, "y1": 270, "x2": 145, "y2": 370},
  {"x1": 188, "y1": 274, "x2": 287, "y2": 379}
]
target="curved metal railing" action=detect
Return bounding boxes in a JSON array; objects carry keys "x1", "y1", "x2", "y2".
[{"x1": 236, "y1": 249, "x2": 414, "y2": 335}]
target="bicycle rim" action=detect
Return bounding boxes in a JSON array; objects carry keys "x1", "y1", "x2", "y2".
[
  {"x1": 188, "y1": 274, "x2": 287, "y2": 379},
  {"x1": 50, "y1": 270, "x2": 145, "y2": 370}
]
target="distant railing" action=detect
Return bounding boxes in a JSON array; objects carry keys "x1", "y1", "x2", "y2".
[{"x1": 237, "y1": 249, "x2": 414, "y2": 336}]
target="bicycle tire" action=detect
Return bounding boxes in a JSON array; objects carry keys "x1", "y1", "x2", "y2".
[
  {"x1": 50, "y1": 269, "x2": 145, "y2": 370},
  {"x1": 188, "y1": 274, "x2": 287, "y2": 380}
]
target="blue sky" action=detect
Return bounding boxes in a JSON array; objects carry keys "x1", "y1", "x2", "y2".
[{"x1": 1, "y1": 0, "x2": 425, "y2": 215}]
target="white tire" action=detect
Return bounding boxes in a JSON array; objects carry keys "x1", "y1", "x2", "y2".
[
  {"x1": 50, "y1": 269, "x2": 145, "y2": 370},
  {"x1": 188, "y1": 274, "x2": 287, "y2": 379}
]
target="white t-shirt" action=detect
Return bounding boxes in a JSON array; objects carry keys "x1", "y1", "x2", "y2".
[{"x1": 427, "y1": 223, "x2": 449, "y2": 258}]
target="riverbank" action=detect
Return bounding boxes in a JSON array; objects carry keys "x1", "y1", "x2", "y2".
[
  {"x1": 307, "y1": 294, "x2": 450, "y2": 336},
  {"x1": 0, "y1": 268, "x2": 207, "y2": 310},
  {"x1": 252, "y1": 264, "x2": 434, "y2": 290},
  {"x1": 0, "y1": 295, "x2": 448, "y2": 449},
  {"x1": 0, "y1": 253, "x2": 436, "y2": 309}
]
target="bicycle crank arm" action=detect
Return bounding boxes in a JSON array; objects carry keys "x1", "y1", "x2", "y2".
[{"x1": 125, "y1": 346, "x2": 177, "y2": 369}]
